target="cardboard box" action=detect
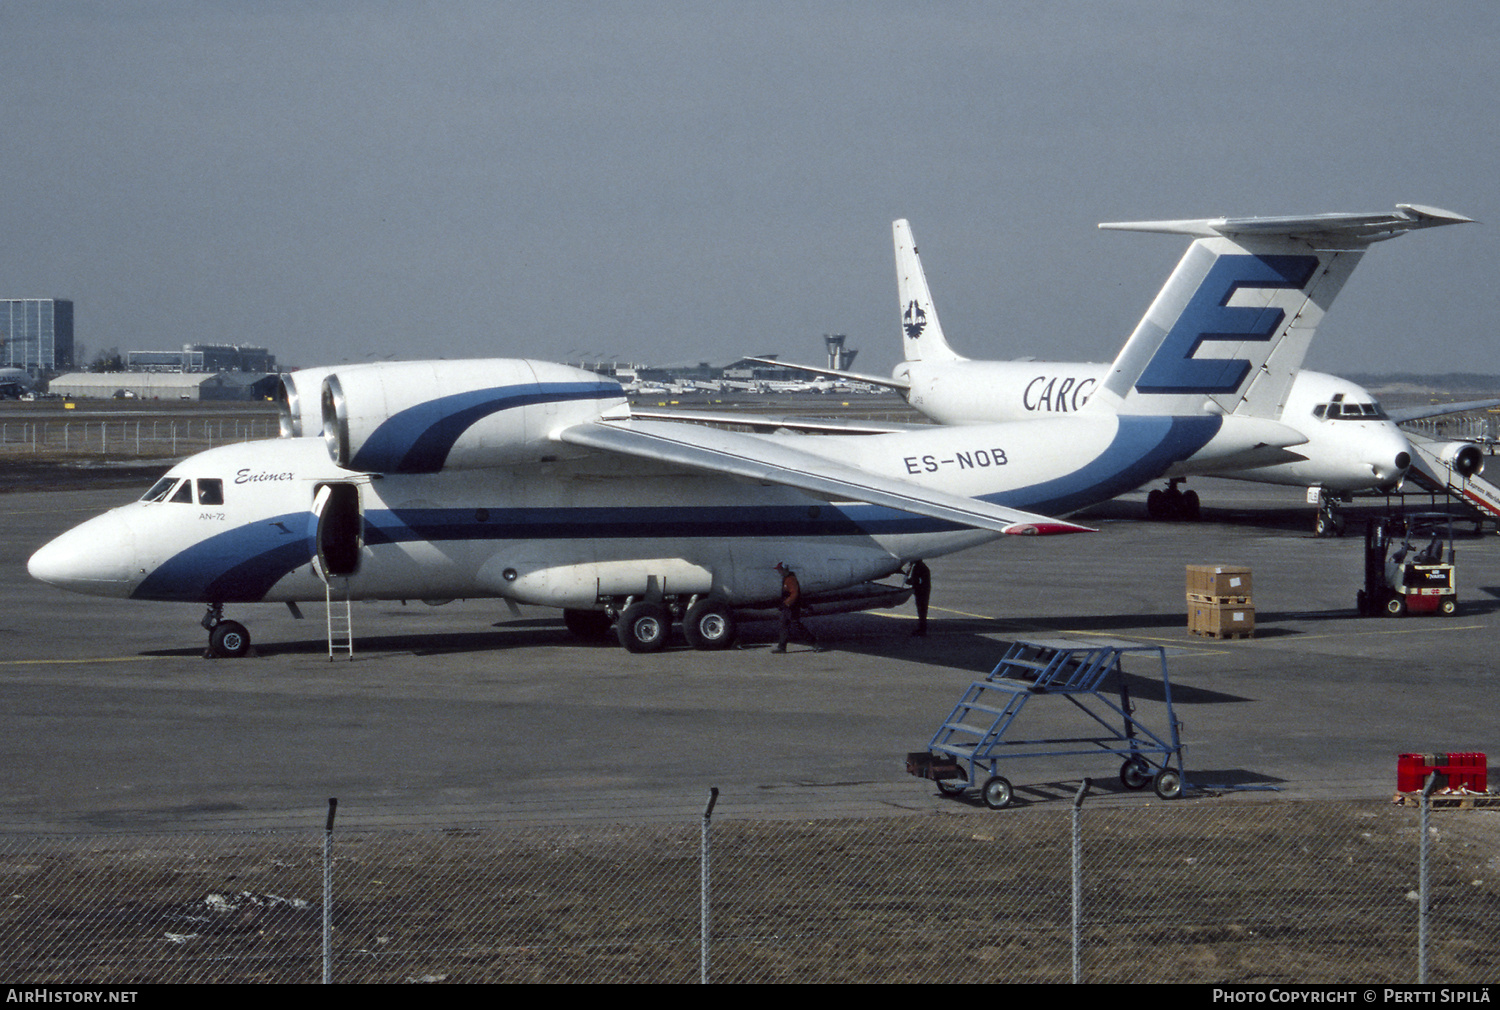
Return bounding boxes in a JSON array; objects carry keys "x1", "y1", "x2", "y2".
[
  {"x1": 1186, "y1": 564, "x2": 1252, "y2": 599},
  {"x1": 1188, "y1": 600, "x2": 1255, "y2": 638}
]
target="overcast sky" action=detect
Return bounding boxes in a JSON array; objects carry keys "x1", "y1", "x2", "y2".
[{"x1": 3, "y1": 1, "x2": 1496, "y2": 376}]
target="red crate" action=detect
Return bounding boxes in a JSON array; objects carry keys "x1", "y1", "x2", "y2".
[{"x1": 1398, "y1": 752, "x2": 1488, "y2": 792}]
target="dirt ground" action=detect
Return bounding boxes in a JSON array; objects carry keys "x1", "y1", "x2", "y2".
[{"x1": 2, "y1": 799, "x2": 1496, "y2": 984}]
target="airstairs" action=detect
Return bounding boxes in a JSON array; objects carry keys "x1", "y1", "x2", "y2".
[
  {"x1": 1402, "y1": 430, "x2": 1500, "y2": 529},
  {"x1": 325, "y1": 578, "x2": 353, "y2": 660},
  {"x1": 907, "y1": 638, "x2": 1185, "y2": 809}
]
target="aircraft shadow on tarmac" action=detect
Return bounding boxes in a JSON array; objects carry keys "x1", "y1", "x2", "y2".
[{"x1": 137, "y1": 587, "x2": 1495, "y2": 674}]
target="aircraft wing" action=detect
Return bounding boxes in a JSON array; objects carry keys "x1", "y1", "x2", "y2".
[
  {"x1": 628, "y1": 408, "x2": 925, "y2": 435},
  {"x1": 741, "y1": 355, "x2": 913, "y2": 391},
  {"x1": 555, "y1": 418, "x2": 1093, "y2": 536},
  {"x1": 1387, "y1": 399, "x2": 1500, "y2": 425}
]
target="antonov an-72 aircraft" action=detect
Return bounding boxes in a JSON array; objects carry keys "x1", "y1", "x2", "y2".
[
  {"x1": 750, "y1": 205, "x2": 1474, "y2": 533},
  {"x1": 29, "y1": 207, "x2": 1456, "y2": 656}
]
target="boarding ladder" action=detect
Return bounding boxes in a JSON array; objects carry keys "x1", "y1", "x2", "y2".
[
  {"x1": 1402, "y1": 430, "x2": 1500, "y2": 528},
  {"x1": 910, "y1": 638, "x2": 1185, "y2": 806},
  {"x1": 325, "y1": 577, "x2": 353, "y2": 660}
]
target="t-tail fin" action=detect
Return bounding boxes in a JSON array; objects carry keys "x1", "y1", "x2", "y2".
[
  {"x1": 894, "y1": 219, "x2": 963, "y2": 363},
  {"x1": 1085, "y1": 204, "x2": 1471, "y2": 419}
]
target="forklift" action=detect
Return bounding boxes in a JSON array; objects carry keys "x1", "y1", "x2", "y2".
[{"x1": 1356, "y1": 514, "x2": 1458, "y2": 617}]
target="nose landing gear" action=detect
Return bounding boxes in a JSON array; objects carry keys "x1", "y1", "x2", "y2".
[{"x1": 201, "y1": 603, "x2": 252, "y2": 658}]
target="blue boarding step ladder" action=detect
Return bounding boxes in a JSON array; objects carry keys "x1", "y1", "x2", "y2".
[{"x1": 907, "y1": 638, "x2": 1185, "y2": 809}]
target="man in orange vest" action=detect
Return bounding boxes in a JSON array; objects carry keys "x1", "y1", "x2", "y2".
[{"x1": 772, "y1": 562, "x2": 824, "y2": 653}]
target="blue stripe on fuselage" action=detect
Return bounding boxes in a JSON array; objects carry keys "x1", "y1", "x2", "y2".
[
  {"x1": 128, "y1": 415, "x2": 1221, "y2": 603},
  {"x1": 132, "y1": 512, "x2": 315, "y2": 602},
  {"x1": 981, "y1": 415, "x2": 1222, "y2": 515},
  {"x1": 349, "y1": 381, "x2": 622, "y2": 473}
]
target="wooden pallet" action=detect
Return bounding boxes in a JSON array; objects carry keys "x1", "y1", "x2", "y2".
[
  {"x1": 1187, "y1": 592, "x2": 1252, "y2": 605},
  {"x1": 1189, "y1": 626, "x2": 1254, "y2": 640},
  {"x1": 1392, "y1": 791, "x2": 1499, "y2": 809}
]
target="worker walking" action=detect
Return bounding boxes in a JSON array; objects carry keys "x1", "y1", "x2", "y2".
[
  {"x1": 907, "y1": 559, "x2": 931, "y2": 637},
  {"x1": 772, "y1": 562, "x2": 824, "y2": 653}
]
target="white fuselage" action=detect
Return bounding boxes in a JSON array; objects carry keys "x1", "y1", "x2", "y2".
[
  {"x1": 894, "y1": 360, "x2": 1411, "y2": 492},
  {"x1": 29, "y1": 407, "x2": 1252, "y2": 610}
]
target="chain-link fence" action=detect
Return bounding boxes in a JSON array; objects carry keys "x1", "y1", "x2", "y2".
[
  {"x1": 0, "y1": 417, "x2": 277, "y2": 460},
  {"x1": 1, "y1": 797, "x2": 1495, "y2": 983}
]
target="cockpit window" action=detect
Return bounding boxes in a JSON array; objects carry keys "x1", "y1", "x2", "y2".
[
  {"x1": 197, "y1": 479, "x2": 224, "y2": 505},
  {"x1": 170, "y1": 480, "x2": 194, "y2": 504},
  {"x1": 1314, "y1": 400, "x2": 1388, "y2": 421},
  {"x1": 141, "y1": 477, "x2": 179, "y2": 502}
]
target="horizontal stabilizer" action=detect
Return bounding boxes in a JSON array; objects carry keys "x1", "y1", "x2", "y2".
[
  {"x1": 556, "y1": 418, "x2": 1093, "y2": 536},
  {"x1": 740, "y1": 355, "x2": 912, "y2": 391},
  {"x1": 1100, "y1": 205, "x2": 1473, "y2": 243}
]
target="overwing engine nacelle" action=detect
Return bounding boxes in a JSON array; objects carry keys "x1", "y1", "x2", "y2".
[
  {"x1": 1430, "y1": 441, "x2": 1485, "y2": 479},
  {"x1": 298, "y1": 359, "x2": 628, "y2": 473}
]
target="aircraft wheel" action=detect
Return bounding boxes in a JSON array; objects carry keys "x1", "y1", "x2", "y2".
[
  {"x1": 1384, "y1": 594, "x2": 1408, "y2": 618},
  {"x1": 1440, "y1": 597, "x2": 1458, "y2": 616},
  {"x1": 1315, "y1": 512, "x2": 1331, "y2": 537},
  {"x1": 1120, "y1": 757, "x2": 1152, "y2": 791},
  {"x1": 209, "y1": 620, "x2": 251, "y2": 658},
  {"x1": 981, "y1": 775, "x2": 1013, "y2": 810},
  {"x1": 616, "y1": 602, "x2": 670, "y2": 653},
  {"x1": 1146, "y1": 489, "x2": 1166, "y2": 520},
  {"x1": 1182, "y1": 489, "x2": 1201, "y2": 521},
  {"x1": 1153, "y1": 768, "x2": 1183, "y2": 801},
  {"x1": 682, "y1": 599, "x2": 736, "y2": 650},
  {"x1": 563, "y1": 608, "x2": 613, "y2": 641}
]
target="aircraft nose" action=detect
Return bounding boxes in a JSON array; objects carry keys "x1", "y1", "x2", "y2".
[
  {"x1": 28, "y1": 512, "x2": 139, "y2": 595},
  {"x1": 1370, "y1": 440, "x2": 1414, "y2": 490}
]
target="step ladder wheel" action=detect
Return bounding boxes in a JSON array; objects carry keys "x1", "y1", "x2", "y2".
[
  {"x1": 1153, "y1": 768, "x2": 1183, "y2": 801},
  {"x1": 936, "y1": 777, "x2": 965, "y2": 797},
  {"x1": 981, "y1": 775, "x2": 1013, "y2": 810},
  {"x1": 682, "y1": 599, "x2": 736, "y2": 650},
  {"x1": 1120, "y1": 757, "x2": 1152, "y2": 791},
  {"x1": 209, "y1": 620, "x2": 251, "y2": 659},
  {"x1": 617, "y1": 601, "x2": 670, "y2": 653}
]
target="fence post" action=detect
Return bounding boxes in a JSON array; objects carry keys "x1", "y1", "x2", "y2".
[
  {"x1": 1419, "y1": 773, "x2": 1437, "y2": 983},
  {"x1": 1071, "y1": 778, "x2": 1091, "y2": 983},
  {"x1": 701, "y1": 786, "x2": 719, "y2": 984},
  {"x1": 323, "y1": 798, "x2": 338, "y2": 984}
]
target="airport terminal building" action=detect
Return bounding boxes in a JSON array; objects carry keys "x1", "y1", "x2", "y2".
[{"x1": 1, "y1": 298, "x2": 74, "y2": 374}]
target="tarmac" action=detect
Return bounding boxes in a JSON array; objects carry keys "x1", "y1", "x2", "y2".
[{"x1": 2, "y1": 473, "x2": 1498, "y2": 835}]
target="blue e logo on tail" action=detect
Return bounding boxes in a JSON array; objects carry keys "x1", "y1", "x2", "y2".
[{"x1": 1135, "y1": 254, "x2": 1318, "y2": 395}]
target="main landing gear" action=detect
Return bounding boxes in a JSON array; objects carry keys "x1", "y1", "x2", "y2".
[
  {"x1": 1146, "y1": 479, "x2": 1200, "y2": 521},
  {"x1": 201, "y1": 603, "x2": 251, "y2": 658},
  {"x1": 563, "y1": 595, "x2": 740, "y2": 653}
]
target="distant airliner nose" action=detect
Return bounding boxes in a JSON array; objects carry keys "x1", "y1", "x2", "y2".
[{"x1": 28, "y1": 512, "x2": 138, "y2": 595}]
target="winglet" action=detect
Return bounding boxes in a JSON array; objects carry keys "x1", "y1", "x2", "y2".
[{"x1": 1003, "y1": 520, "x2": 1096, "y2": 536}]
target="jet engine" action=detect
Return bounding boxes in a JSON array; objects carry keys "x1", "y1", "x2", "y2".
[
  {"x1": 317, "y1": 359, "x2": 628, "y2": 473},
  {"x1": 276, "y1": 366, "x2": 339, "y2": 438},
  {"x1": 1431, "y1": 441, "x2": 1485, "y2": 479}
]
